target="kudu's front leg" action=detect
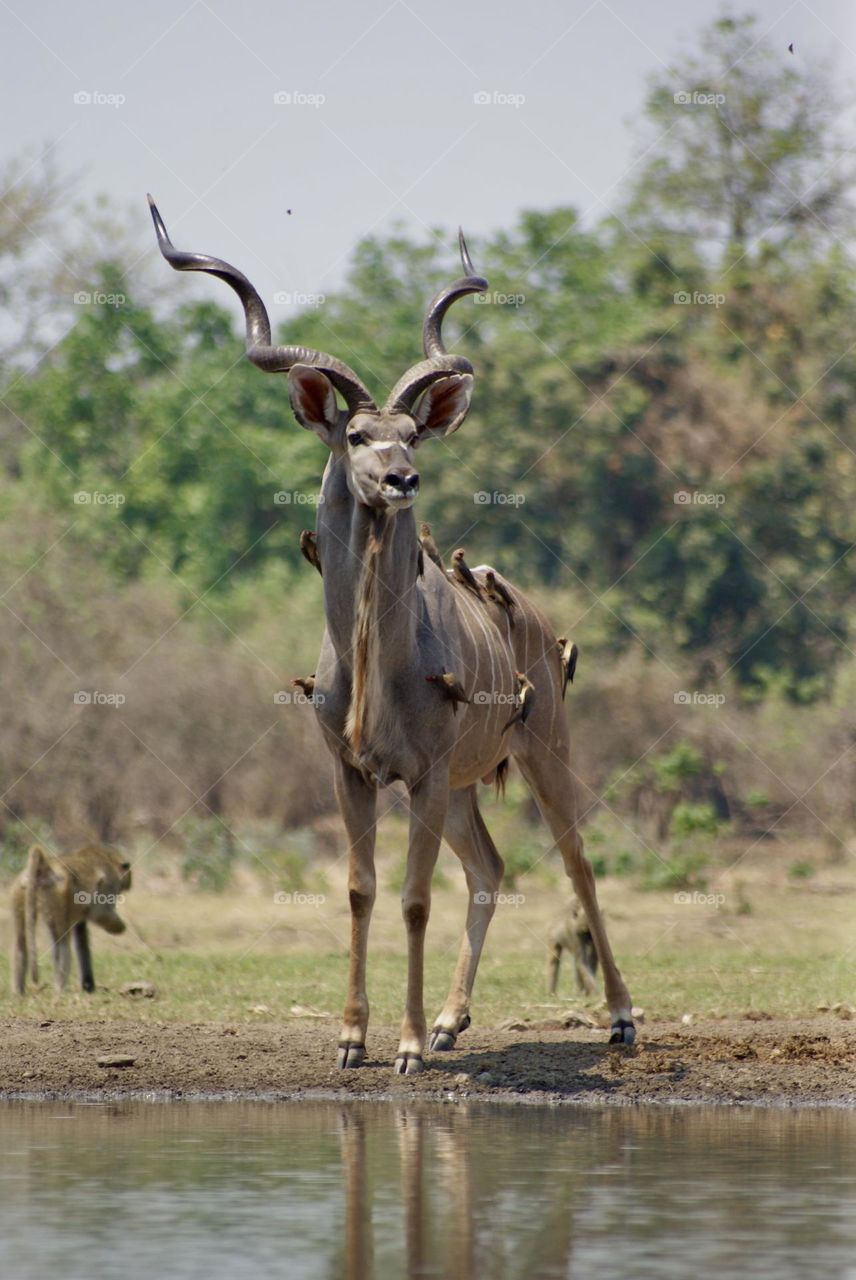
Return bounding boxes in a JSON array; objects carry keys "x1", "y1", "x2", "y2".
[
  {"x1": 396, "y1": 770, "x2": 449, "y2": 1075},
  {"x1": 334, "y1": 759, "x2": 378, "y2": 1069}
]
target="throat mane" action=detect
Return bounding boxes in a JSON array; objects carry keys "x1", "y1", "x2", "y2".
[{"x1": 345, "y1": 512, "x2": 389, "y2": 754}]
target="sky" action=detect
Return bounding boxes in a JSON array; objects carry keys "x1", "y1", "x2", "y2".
[{"x1": 1, "y1": 0, "x2": 855, "y2": 321}]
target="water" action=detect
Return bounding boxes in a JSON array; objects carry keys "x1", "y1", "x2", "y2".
[{"x1": 0, "y1": 1101, "x2": 854, "y2": 1279}]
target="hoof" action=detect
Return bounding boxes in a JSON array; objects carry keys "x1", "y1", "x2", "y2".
[
  {"x1": 429, "y1": 1030, "x2": 457, "y2": 1052},
  {"x1": 394, "y1": 1053, "x2": 424, "y2": 1076},
  {"x1": 609, "y1": 1018, "x2": 636, "y2": 1046},
  {"x1": 337, "y1": 1041, "x2": 366, "y2": 1069},
  {"x1": 428, "y1": 1014, "x2": 471, "y2": 1053}
]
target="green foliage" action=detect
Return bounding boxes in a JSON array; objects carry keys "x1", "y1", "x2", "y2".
[
  {"x1": 653, "y1": 744, "x2": 705, "y2": 793},
  {"x1": 501, "y1": 839, "x2": 544, "y2": 892},
  {"x1": 583, "y1": 822, "x2": 638, "y2": 878},
  {"x1": 788, "y1": 860, "x2": 817, "y2": 881},
  {"x1": 745, "y1": 790, "x2": 770, "y2": 810},
  {"x1": 628, "y1": 14, "x2": 853, "y2": 263},
  {"x1": 0, "y1": 818, "x2": 53, "y2": 879},
  {"x1": 3, "y1": 11, "x2": 856, "y2": 708},
  {"x1": 669, "y1": 802, "x2": 722, "y2": 840},
  {"x1": 177, "y1": 816, "x2": 237, "y2": 893},
  {"x1": 640, "y1": 847, "x2": 710, "y2": 892}
]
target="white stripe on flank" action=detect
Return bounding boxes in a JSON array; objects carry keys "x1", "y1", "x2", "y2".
[
  {"x1": 458, "y1": 591, "x2": 515, "y2": 740},
  {"x1": 456, "y1": 598, "x2": 481, "y2": 692}
]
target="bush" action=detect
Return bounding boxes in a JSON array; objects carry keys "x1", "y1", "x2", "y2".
[
  {"x1": 639, "y1": 847, "x2": 709, "y2": 892},
  {"x1": 0, "y1": 818, "x2": 53, "y2": 880},
  {"x1": 177, "y1": 816, "x2": 237, "y2": 892},
  {"x1": 669, "y1": 801, "x2": 722, "y2": 840}
]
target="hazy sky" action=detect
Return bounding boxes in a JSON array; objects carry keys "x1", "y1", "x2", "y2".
[{"x1": 2, "y1": 0, "x2": 855, "y2": 318}]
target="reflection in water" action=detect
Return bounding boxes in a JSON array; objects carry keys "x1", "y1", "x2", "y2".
[{"x1": 0, "y1": 1101, "x2": 855, "y2": 1279}]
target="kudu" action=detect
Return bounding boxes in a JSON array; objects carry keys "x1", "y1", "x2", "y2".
[{"x1": 148, "y1": 197, "x2": 635, "y2": 1072}]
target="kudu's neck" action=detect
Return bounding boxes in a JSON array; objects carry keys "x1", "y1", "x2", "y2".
[{"x1": 317, "y1": 457, "x2": 420, "y2": 674}]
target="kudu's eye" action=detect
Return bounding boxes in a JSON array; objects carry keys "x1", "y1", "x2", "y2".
[{"x1": 346, "y1": 431, "x2": 365, "y2": 447}]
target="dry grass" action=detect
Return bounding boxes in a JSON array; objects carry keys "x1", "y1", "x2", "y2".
[{"x1": 1, "y1": 818, "x2": 853, "y2": 1029}]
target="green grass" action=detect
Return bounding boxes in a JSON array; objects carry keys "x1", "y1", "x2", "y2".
[
  {"x1": 2, "y1": 827, "x2": 853, "y2": 1028},
  {"x1": 1, "y1": 898, "x2": 851, "y2": 1027}
]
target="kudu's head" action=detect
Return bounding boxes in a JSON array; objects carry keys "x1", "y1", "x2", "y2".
[{"x1": 147, "y1": 197, "x2": 487, "y2": 511}]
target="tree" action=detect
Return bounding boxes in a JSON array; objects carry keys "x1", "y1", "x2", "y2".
[{"x1": 627, "y1": 15, "x2": 854, "y2": 266}]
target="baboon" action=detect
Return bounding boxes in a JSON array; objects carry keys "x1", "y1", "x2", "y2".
[
  {"x1": 547, "y1": 898, "x2": 599, "y2": 996},
  {"x1": 10, "y1": 844, "x2": 132, "y2": 995}
]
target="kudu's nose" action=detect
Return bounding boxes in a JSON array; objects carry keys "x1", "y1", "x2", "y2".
[{"x1": 384, "y1": 469, "x2": 419, "y2": 494}]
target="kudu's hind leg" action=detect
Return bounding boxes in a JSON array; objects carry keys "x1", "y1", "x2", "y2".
[
  {"x1": 334, "y1": 759, "x2": 378, "y2": 1069},
  {"x1": 517, "y1": 755, "x2": 635, "y2": 1045},
  {"x1": 430, "y1": 785, "x2": 504, "y2": 1051}
]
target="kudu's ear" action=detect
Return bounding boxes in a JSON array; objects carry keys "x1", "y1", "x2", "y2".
[
  {"x1": 412, "y1": 374, "x2": 473, "y2": 440},
  {"x1": 287, "y1": 365, "x2": 340, "y2": 444}
]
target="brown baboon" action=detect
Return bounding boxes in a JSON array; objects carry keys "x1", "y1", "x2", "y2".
[
  {"x1": 546, "y1": 898, "x2": 599, "y2": 996},
  {"x1": 10, "y1": 844, "x2": 132, "y2": 995}
]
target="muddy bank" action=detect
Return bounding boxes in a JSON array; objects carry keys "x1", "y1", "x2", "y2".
[{"x1": 1, "y1": 1015, "x2": 854, "y2": 1107}]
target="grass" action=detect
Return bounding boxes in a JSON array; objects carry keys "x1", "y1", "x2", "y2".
[{"x1": 1, "y1": 824, "x2": 853, "y2": 1028}]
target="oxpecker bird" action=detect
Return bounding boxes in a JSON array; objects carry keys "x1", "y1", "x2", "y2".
[
  {"x1": 556, "y1": 636, "x2": 579, "y2": 700},
  {"x1": 419, "y1": 521, "x2": 444, "y2": 569},
  {"x1": 426, "y1": 672, "x2": 470, "y2": 714},
  {"x1": 451, "y1": 548, "x2": 482, "y2": 598},
  {"x1": 485, "y1": 569, "x2": 516, "y2": 617},
  {"x1": 299, "y1": 530, "x2": 322, "y2": 576},
  {"x1": 502, "y1": 672, "x2": 535, "y2": 733}
]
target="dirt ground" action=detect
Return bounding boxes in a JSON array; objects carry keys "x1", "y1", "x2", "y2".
[{"x1": 1, "y1": 1015, "x2": 854, "y2": 1107}]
